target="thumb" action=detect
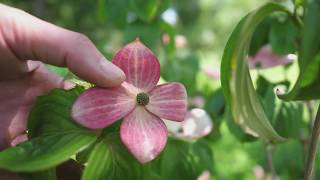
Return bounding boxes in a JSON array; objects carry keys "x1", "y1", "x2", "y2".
[{"x1": 0, "y1": 3, "x2": 125, "y2": 87}]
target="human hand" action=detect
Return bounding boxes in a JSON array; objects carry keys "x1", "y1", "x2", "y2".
[{"x1": 0, "y1": 3, "x2": 125, "y2": 150}]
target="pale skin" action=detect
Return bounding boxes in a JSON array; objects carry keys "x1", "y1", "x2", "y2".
[{"x1": 0, "y1": 4, "x2": 126, "y2": 151}]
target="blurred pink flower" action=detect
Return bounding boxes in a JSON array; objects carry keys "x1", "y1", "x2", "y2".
[
  {"x1": 189, "y1": 96, "x2": 205, "y2": 108},
  {"x1": 197, "y1": 170, "x2": 211, "y2": 180},
  {"x1": 202, "y1": 66, "x2": 220, "y2": 80},
  {"x1": 164, "y1": 108, "x2": 213, "y2": 141},
  {"x1": 175, "y1": 35, "x2": 187, "y2": 48},
  {"x1": 248, "y1": 45, "x2": 296, "y2": 69},
  {"x1": 72, "y1": 39, "x2": 187, "y2": 163},
  {"x1": 253, "y1": 165, "x2": 265, "y2": 180},
  {"x1": 162, "y1": 34, "x2": 188, "y2": 49}
]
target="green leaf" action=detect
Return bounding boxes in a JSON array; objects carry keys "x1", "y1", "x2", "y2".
[
  {"x1": 278, "y1": 0, "x2": 320, "y2": 100},
  {"x1": 82, "y1": 139, "x2": 112, "y2": 180},
  {"x1": 153, "y1": 139, "x2": 214, "y2": 180},
  {"x1": 225, "y1": 108, "x2": 257, "y2": 142},
  {"x1": 47, "y1": 65, "x2": 69, "y2": 77},
  {"x1": 269, "y1": 16, "x2": 298, "y2": 55},
  {"x1": 123, "y1": 22, "x2": 161, "y2": 50},
  {"x1": 175, "y1": 0, "x2": 200, "y2": 26},
  {"x1": 130, "y1": 0, "x2": 159, "y2": 22},
  {"x1": 28, "y1": 86, "x2": 89, "y2": 137},
  {"x1": 0, "y1": 87, "x2": 97, "y2": 172},
  {"x1": 249, "y1": 17, "x2": 271, "y2": 56},
  {"x1": 82, "y1": 133, "x2": 144, "y2": 180},
  {"x1": 0, "y1": 133, "x2": 95, "y2": 172},
  {"x1": 105, "y1": 0, "x2": 129, "y2": 28},
  {"x1": 161, "y1": 54, "x2": 200, "y2": 96},
  {"x1": 220, "y1": 3, "x2": 289, "y2": 141},
  {"x1": 157, "y1": 0, "x2": 171, "y2": 15},
  {"x1": 26, "y1": 169, "x2": 57, "y2": 180},
  {"x1": 273, "y1": 140, "x2": 304, "y2": 176},
  {"x1": 259, "y1": 81, "x2": 306, "y2": 139},
  {"x1": 273, "y1": 102, "x2": 305, "y2": 138}
]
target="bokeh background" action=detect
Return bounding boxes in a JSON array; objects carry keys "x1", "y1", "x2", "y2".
[{"x1": 1, "y1": 0, "x2": 316, "y2": 179}]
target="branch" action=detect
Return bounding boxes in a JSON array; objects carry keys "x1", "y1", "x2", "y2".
[{"x1": 305, "y1": 104, "x2": 320, "y2": 180}]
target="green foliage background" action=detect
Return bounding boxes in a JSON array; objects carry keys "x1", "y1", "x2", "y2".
[{"x1": 1, "y1": 0, "x2": 320, "y2": 179}]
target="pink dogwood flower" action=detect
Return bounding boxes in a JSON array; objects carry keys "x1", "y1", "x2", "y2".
[
  {"x1": 248, "y1": 45, "x2": 296, "y2": 69},
  {"x1": 164, "y1": 108, "x2": 213, "y2": 141},
  {"x1": 71, "y1": 39, "x2": 187, "y2": 163}
]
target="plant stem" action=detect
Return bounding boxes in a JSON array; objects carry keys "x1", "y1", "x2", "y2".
[
  {"x1": 266, "y1": 144, "x2": 276, "y2": 180},
  {"x1": 305, "y1": 104, "x2": 320, "y2": 180},
  {"x1": 307, "y1": 101, "x2": 314, "y2": 130}
]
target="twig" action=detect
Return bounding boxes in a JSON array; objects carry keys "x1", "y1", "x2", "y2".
[{"x1": 304, "y1": 104, "x2": 320, "y2": 180}]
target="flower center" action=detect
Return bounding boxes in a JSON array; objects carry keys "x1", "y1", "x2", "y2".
[{"x1": 136, "y1": 92, "x2": 149, "y2": 106}]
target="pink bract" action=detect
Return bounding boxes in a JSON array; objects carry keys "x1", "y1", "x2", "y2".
[
  {"x1": 71, "y1": 39, "x2": 187, "y2": 163},
  {"x1": 248, "y1": 45, "x2": 296, "y2": 69}
]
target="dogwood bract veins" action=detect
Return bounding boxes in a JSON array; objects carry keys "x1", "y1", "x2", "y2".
[{"x1": 71, "y1": 39, "x2": 187, "y2": 163}]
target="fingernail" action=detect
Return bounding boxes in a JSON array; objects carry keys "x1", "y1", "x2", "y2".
[
  {"x1": 63, "y1": 80, "x2": 76, "y2": 90},
  {"x1": 99, "y1": 58, "x2": 126, "y2": 86}
]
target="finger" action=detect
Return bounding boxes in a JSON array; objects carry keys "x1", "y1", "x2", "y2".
[
  {"x1": 2, "y1": 61, "x2": 75, "y2": 149},
  {"x1": 0, "y1": 4, "x2": 125, "y2": 87}
]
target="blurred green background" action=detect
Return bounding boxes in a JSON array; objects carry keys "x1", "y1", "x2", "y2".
[{"x1": 1, "y1": 0, "x2": 317, "y2": 179}]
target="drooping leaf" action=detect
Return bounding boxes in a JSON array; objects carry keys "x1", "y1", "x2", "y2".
[
  {"x1": 225, "y1": 107, "x2": 257, "y2": 142},
  {"x1": 278, "y1": 0, "x2": 320, "y2": 100},
  {"x1": 220, "y1": 3, "x2": 289, "y2": 141}
]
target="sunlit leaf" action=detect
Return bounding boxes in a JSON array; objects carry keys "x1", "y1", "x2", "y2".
[
  {"x1": 220, "y1": 3, "x2": 289, "y2": 141},
  {"x1": 0, "y1": 133, "x2": 95, "y2": 172},
  {"x1": 81, "y1": 139, "x2": 113, "y2": 180},
  {"x1": 225, "y1": 108, "x2": 257, "y2": 142}
]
